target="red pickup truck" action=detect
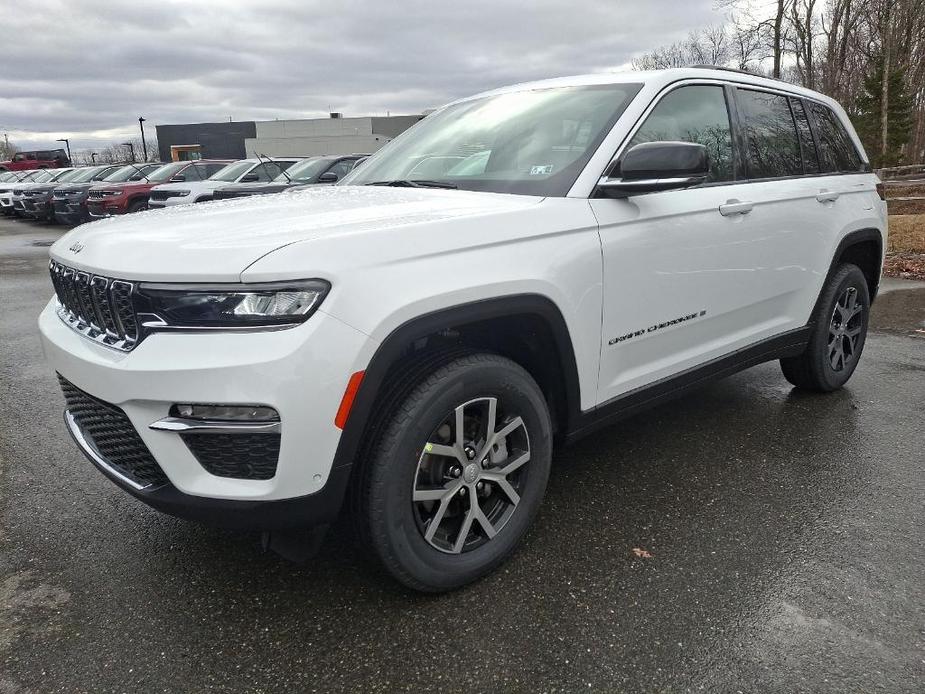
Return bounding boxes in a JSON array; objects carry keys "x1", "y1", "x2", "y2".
[{"x1": 0, "y1": 149, "x2": 70, "y2": 171}]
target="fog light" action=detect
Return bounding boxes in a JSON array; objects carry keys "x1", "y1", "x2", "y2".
[{"x1": 172, "y1": 404, "x2": 279, "y2": 422}]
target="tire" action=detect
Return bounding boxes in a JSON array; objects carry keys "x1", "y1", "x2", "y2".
[
  {"x1": 127, "y1": 199, "x2": 147, "y2": 214},
  {"x1": 357, "y1": 353, "x2": 552, "y2": 592},
  {"x1": 781, "y1": 263, "x2": 870, "y2": 392}
]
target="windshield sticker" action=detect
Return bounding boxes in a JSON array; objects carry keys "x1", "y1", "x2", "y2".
[
  {"x1": 609, "y1": 310, "x2": 707, "y2": 346},
  {"x1": 529, "y1": 165, "x2": 554, "y2": 175}
]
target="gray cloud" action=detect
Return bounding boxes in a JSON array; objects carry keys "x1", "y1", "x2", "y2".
[{"x1": 0, "y1": 0, "x2": 722, "y2": 152}]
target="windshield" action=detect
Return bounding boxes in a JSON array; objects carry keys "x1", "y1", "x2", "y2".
[
  {"x1": 32, "y1": 171, "x2": 56, "y2": 183},
  {"x1": 50, "y1": 168, "x2": 83, "y2": 183},
  {"x1": 146, "y1": 162, "x2": 188, "y2": 182},
  {"x1": 62, "y1": 167, "x2": 104, "y2": 184},
  {"x1": 277, "y1": 158, "x2": 327, "y2": 183},
  {"x1": 102, "y1": 163, "x2": 159, "y2": 182},
  {"x1": 208, "y1": 161, "x2": 255, "y2": 182},
  {"x1": 343, "y1": 83, "x2": 641, "y2": 196}
]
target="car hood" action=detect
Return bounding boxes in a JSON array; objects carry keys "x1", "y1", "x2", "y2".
[
  {"x1": 50, "y1": 185, "x2": 543, "y2": 282},
  {"x1": 153, "y1": 180, "x2": 223, "y2": 193},
  {"x1": 89, "y1": 181, "x2": 154, "y2": 193},
  {"x1": 218, "y1": 182, "x2": 291, "y2": 194},
  {"x1": 55, "y1": 183, "x2": 95, "y2": 194}
]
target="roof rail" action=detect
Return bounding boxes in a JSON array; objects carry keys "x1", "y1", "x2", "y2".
[{"x1": 688, "y1": 64, "x2": 791, "y2": 85}]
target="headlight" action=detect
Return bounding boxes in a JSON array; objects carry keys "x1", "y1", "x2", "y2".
[{"x1": 134, "y1": 279, "x2": 330, "y2": 330}]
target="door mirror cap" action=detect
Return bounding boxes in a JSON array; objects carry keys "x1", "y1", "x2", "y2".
[
  {"x1": 597, "y1": 141, "x2": 709, "y2": 198},
  {"x1": 240, "y1": 173, "x2": 259, "y2": 183},
  {"x1": 170, "y1": 174, "x2": 186, "y2": 182},
  {"x1": 317, "y1": 171, "x2": 339, "y2": 183}
]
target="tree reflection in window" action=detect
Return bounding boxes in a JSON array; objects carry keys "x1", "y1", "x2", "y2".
[
  {"x1": 627, "y1": 85, "x2": 734, "y2": 183},
  {"x1": 808, "y1": 102, "x2": 864, "y2": 173},
  {"x1": 738, "y1": 90, "x2": 803, "y2": 179}
]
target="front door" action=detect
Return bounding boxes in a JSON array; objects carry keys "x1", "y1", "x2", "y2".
[{"x1": 590, "y1": 82, "x2": 817, "y2": 404}]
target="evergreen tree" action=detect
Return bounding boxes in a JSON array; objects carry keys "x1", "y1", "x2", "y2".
[{"x1": 853, "y1": 56, "x2": 914, "y2": 167}]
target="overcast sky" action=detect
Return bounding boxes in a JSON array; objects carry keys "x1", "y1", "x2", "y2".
[{"x1": 1, "y1": 0, "x2": 725, "y2": 154}]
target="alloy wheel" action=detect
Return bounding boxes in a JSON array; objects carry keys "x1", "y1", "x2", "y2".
[
  {"x1": 412, "y1": 396, "x2": 531, "y2": 554},
  {"x1": 828, "y1": 286, "x2": 864, "y2": 372}
]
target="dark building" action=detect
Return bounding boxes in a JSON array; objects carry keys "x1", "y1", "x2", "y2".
[{"x1": 155, "y1": 121, "x2": 257, "y2": 161}]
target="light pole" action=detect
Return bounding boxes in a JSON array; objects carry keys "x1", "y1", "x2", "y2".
[
  {"x1": 138, "y1": 116, "x2": 148, "y2": 161},
  {"x1": 121, "y1": 141, "x2": 135, "y2": 162},
  {"x1": 56, "y1": 138, "x2": 72, "y2": 164},
  {"x1": 90, "y1": 152, "x2": 97, "y2": 163}
]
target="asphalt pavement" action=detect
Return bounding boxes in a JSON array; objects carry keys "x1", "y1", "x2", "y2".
[{"x1": 1, "y1": 216, "x2": 923, "y2": 693}]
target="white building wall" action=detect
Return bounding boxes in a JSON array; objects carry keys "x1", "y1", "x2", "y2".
[
  {"x1": 244, "y1": 134, "x2": 390, "y2": 157},
  {"x1": 255, "y1": 118, "x2": 375, "y2": 139}
]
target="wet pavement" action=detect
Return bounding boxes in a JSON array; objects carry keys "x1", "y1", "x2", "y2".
[{"x1": 1, "y1": 217, "x2": 923, "y2": 693}]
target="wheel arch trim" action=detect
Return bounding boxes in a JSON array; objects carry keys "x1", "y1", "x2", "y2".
[{"x1": 330, "y1": 293, "x2": 583, "y2": 471}]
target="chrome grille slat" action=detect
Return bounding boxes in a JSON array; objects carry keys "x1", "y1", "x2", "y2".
[{"x1": 49, "y1": 261, "x2": 138, "y2": 351}]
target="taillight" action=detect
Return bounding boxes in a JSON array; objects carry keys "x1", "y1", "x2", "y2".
[{"x1": 876, "y1": 182, "x2": 886, "y2": 201}]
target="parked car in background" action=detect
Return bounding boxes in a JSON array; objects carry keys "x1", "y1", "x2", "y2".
[
  {"x1": 147, "y1": 158, "x2": 300, "y2": 209},
  {"x1": 0, "y1": 149, "x2": 70, "y2": 171},
  {"x1": 212, "y1": 154, "x2": 365, "y2": 200},
  {"x1": 51, "y1": 164, "x2": 135, "y2": 225},
  {"x1": 87, "y1": 159, "x2": 232, "y2": 217},
  {"x1": 21, "y1": 167, "x2": 91, "y2": 222},
  {"x1": 0, "y1": 170, "x2": 44, "y2": 214},
  {"x1": 10, "y1": 168, "x2": 75, "y2": 216}
]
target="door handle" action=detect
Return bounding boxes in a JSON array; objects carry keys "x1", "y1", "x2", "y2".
[
  {"x1": 816, "y1": 190, "x2": 840, "y2": 203},
  {"x1": 718, "y1": 199, "x2": 754, "y2": 217}
]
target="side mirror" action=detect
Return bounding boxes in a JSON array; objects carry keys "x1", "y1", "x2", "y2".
[
  {"x1": 317, "y1": 171, "x2": 339, "y2": 183},
  {"x1": 240, "y1": 173, "x2": 259, "y2": 183},
  {"x1": 596, "y1": 141, "x2": 709, "y2": 198},
  {"x1": 170, "y1": 174, "x2": 186, "y2": 182}
]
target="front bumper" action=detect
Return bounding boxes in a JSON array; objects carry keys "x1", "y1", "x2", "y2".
[
  {"x1": 147, "y1": 195, "x2": 192, "y2": 209},
  {"x1": 87, "y1": 200, "x2": 121, "y2": 218},
  {"x1": 53, "y1": 198, "x2": 87, "y2": 224},
  {"x1": 40, "y1": 299, "x2": 376, "y2": 526}
]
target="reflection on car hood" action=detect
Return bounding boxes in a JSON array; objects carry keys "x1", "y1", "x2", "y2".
[{"x1": 50, "y1": 185, "x2": 542, "y2": 282}]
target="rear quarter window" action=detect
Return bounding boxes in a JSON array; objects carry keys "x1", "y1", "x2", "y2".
[{"x1": 808, "y1": 102, "x2": 864, "y2": 173}]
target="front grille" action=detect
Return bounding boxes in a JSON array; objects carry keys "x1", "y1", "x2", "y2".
[
  {"x1": 181, "y1": 433, "x2": 281, "y2": 480},
  {"x1": 59, "y1": 375, "x2": 168, "y2": 488},
  {"x1": 49, "y1": 261, "x2": 138, "y2": 350}
]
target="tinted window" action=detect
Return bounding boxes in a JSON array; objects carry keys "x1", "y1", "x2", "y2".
[
  {"x1": 738, "y1": 89, "x2": 802, "y2": 178},
  {"x1": 327, "y1": 159, "x2": 357, "y2": 178},
  {"x1": 808, "y1": 102, "x2": 863, "y2": 173},
  {"x1": 789, "y1": 99, "x2": 820, "y2": 174},
  {"x1": 202, "y1": 163, "x2": 227, "y2": 177},
  {"x1": 627, "y1": 85, "x2": 733, "y2": 182}
]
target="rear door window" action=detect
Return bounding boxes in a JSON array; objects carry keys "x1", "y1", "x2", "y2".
[
  {"x1": 807, "y1": 102, "x2": 864, "y2": 173},
  {"x1": 737, "y1": 89, "x2": 802, "y2": 179},
  {"x1": 627, "y1": 85, "x2": 734, "y2": 182},
  {"x1": 790, "y1": 99, "x2": 820, "y2": 174}
]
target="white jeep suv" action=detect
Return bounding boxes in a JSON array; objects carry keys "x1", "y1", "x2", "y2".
[
  {"x1": 40, "y1": 68, "x2": 886, "y2": 591},
  {"x1": 147, "y1": 158, "x2": 301, "y2": 208}
]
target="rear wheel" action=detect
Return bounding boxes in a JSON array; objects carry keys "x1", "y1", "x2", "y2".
[
  {"x1": 781, "y1": 263, "x2": 869, "y2": 391},
  {"x1": 358, "y1": 353, "x2": 552, "y2": 592}
]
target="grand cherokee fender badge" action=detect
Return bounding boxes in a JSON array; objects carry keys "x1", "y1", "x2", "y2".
[
  {"x1": 609, "y1": 310, "x2": 707, "y2": 346},
  {"x1": 68, "y1": 241, "x2": 84, "y2": 254}
]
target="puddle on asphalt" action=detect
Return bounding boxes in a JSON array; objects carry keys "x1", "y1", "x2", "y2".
[{"x1": 870, "y1": 287, "x2": 925, "y2": 336}]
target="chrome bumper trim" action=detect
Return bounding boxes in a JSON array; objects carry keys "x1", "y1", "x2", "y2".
[
  {"x1": 149, "y1": 417, "x2": 282, "y2": 435},
  {"x1": 64, "y1": 410, "x2": 152, "y2": 491}
]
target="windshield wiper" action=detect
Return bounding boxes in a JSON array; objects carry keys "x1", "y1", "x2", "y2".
[
  {"x1": 254, "y1": 152, "x2": 291, "y2": 183},
  {"x1": 366, "y1": 179, "x2": 458, "y2": 189}
]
